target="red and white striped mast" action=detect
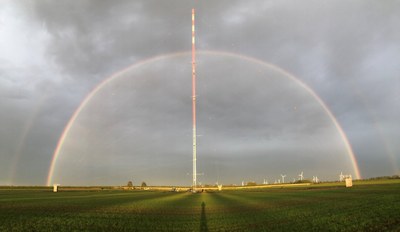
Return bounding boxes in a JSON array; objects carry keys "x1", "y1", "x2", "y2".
[{"x1": 191, "y1": 8, "x2": 197, "y2": 192}]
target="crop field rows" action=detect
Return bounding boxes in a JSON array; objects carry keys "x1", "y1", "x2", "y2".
[{"x1": 0, "y1": 181, "x2": 399, "y2": 231}]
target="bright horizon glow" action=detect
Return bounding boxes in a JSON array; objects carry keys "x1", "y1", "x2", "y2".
[{"x1": 46, "y1": 50, "x2": 362, "y2": 186}]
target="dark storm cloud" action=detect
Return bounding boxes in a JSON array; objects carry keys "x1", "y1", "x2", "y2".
[
  {"x1": 195, "y1": 0, "x2": 400, "y2": 115},
  {"x1": 20, "y1": 1, "x2": 192, "y2": 77},
  {"x1": 1, "y1": 0, "x2": 399, "y2": 185}
]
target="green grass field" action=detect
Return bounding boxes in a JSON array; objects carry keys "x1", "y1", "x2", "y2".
[{"x1": 1, "y1": 180, "x2": 399, "y2": 231}]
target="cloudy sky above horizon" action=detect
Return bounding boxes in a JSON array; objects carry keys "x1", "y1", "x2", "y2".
[{"x1": 0, "y1": 0, "x2": 399, "y2": 186}]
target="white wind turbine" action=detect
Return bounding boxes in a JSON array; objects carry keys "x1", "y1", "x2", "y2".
[
  {"x1": 298, "y1": 171, "x2": 304, "y2": 181},
  {"x1": 339, "y1": 172, "x2": 344, "y2": 181},
  {"x1": 281, "y1": 174, "x2": 286, "y2": 183}
]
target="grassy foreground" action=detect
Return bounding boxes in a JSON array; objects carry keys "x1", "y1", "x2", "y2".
[{"x1": 0, "y1": 181, "x2": 399, "y2": 231}]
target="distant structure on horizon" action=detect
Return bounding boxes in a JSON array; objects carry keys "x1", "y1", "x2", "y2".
[
  {"x1": 298, "y1": 171, "x2": 304, "y2": 181},
  {"x1": 281, "y1": 174, "x2": 286, "y2": 183},
  {"x1": 53, "y1": 184, "x2": 59, "y2": 193},
  {"x1": 191, "y1": 8, "x2": 198, "y2": 192}
]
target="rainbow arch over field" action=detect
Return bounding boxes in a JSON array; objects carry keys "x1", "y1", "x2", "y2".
[{"x1": 46, "y1": 50, "x2": 362, "y2": 186}]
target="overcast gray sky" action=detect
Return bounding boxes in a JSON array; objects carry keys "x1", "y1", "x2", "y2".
[{"x1": 0, "y1": 0, "x2": 399, "y2": 186}]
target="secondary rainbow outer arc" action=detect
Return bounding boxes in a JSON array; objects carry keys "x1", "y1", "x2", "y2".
[
  {"x1": 10, "y1": 94, "x2": 47, "y2": 184},
  {"x1": 351, "y1": 86, "x2": 399, "y2": 174},
  {"x1": 46, "y1": 50, "x2": 361, "y2": 186}
]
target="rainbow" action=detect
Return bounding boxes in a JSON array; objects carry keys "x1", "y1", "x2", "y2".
[{"x1": 46, "y1": 50, "x2": 362, "y2": 186}]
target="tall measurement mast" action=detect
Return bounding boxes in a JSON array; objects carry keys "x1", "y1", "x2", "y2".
[{"x1": 192, "y1": 8, "x2": 197, "y2": 192}]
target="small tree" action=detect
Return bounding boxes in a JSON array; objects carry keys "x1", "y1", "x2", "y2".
[
  {"x1": 141, "y1": 181, "x2": 147, "y2": 187},
  {"x1": 127, "y1": 181, "x2": 133, "y2": 187}
]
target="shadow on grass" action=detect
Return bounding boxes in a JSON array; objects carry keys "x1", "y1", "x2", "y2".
[{"x1": 200, "y1": 202, "x2": 208, "y2": 232}]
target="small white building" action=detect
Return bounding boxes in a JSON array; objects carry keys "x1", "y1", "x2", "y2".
[
  {"x1": 53, "y1": 184, "x2": 60, "y2": 192},
  {"x1": 345, "y1": 176, "x2": 353, "y2": 187}
]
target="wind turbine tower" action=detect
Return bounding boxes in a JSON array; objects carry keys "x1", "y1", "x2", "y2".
[{"x1": 191, "y1": 8, "x2": 197, "y2": 192}]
